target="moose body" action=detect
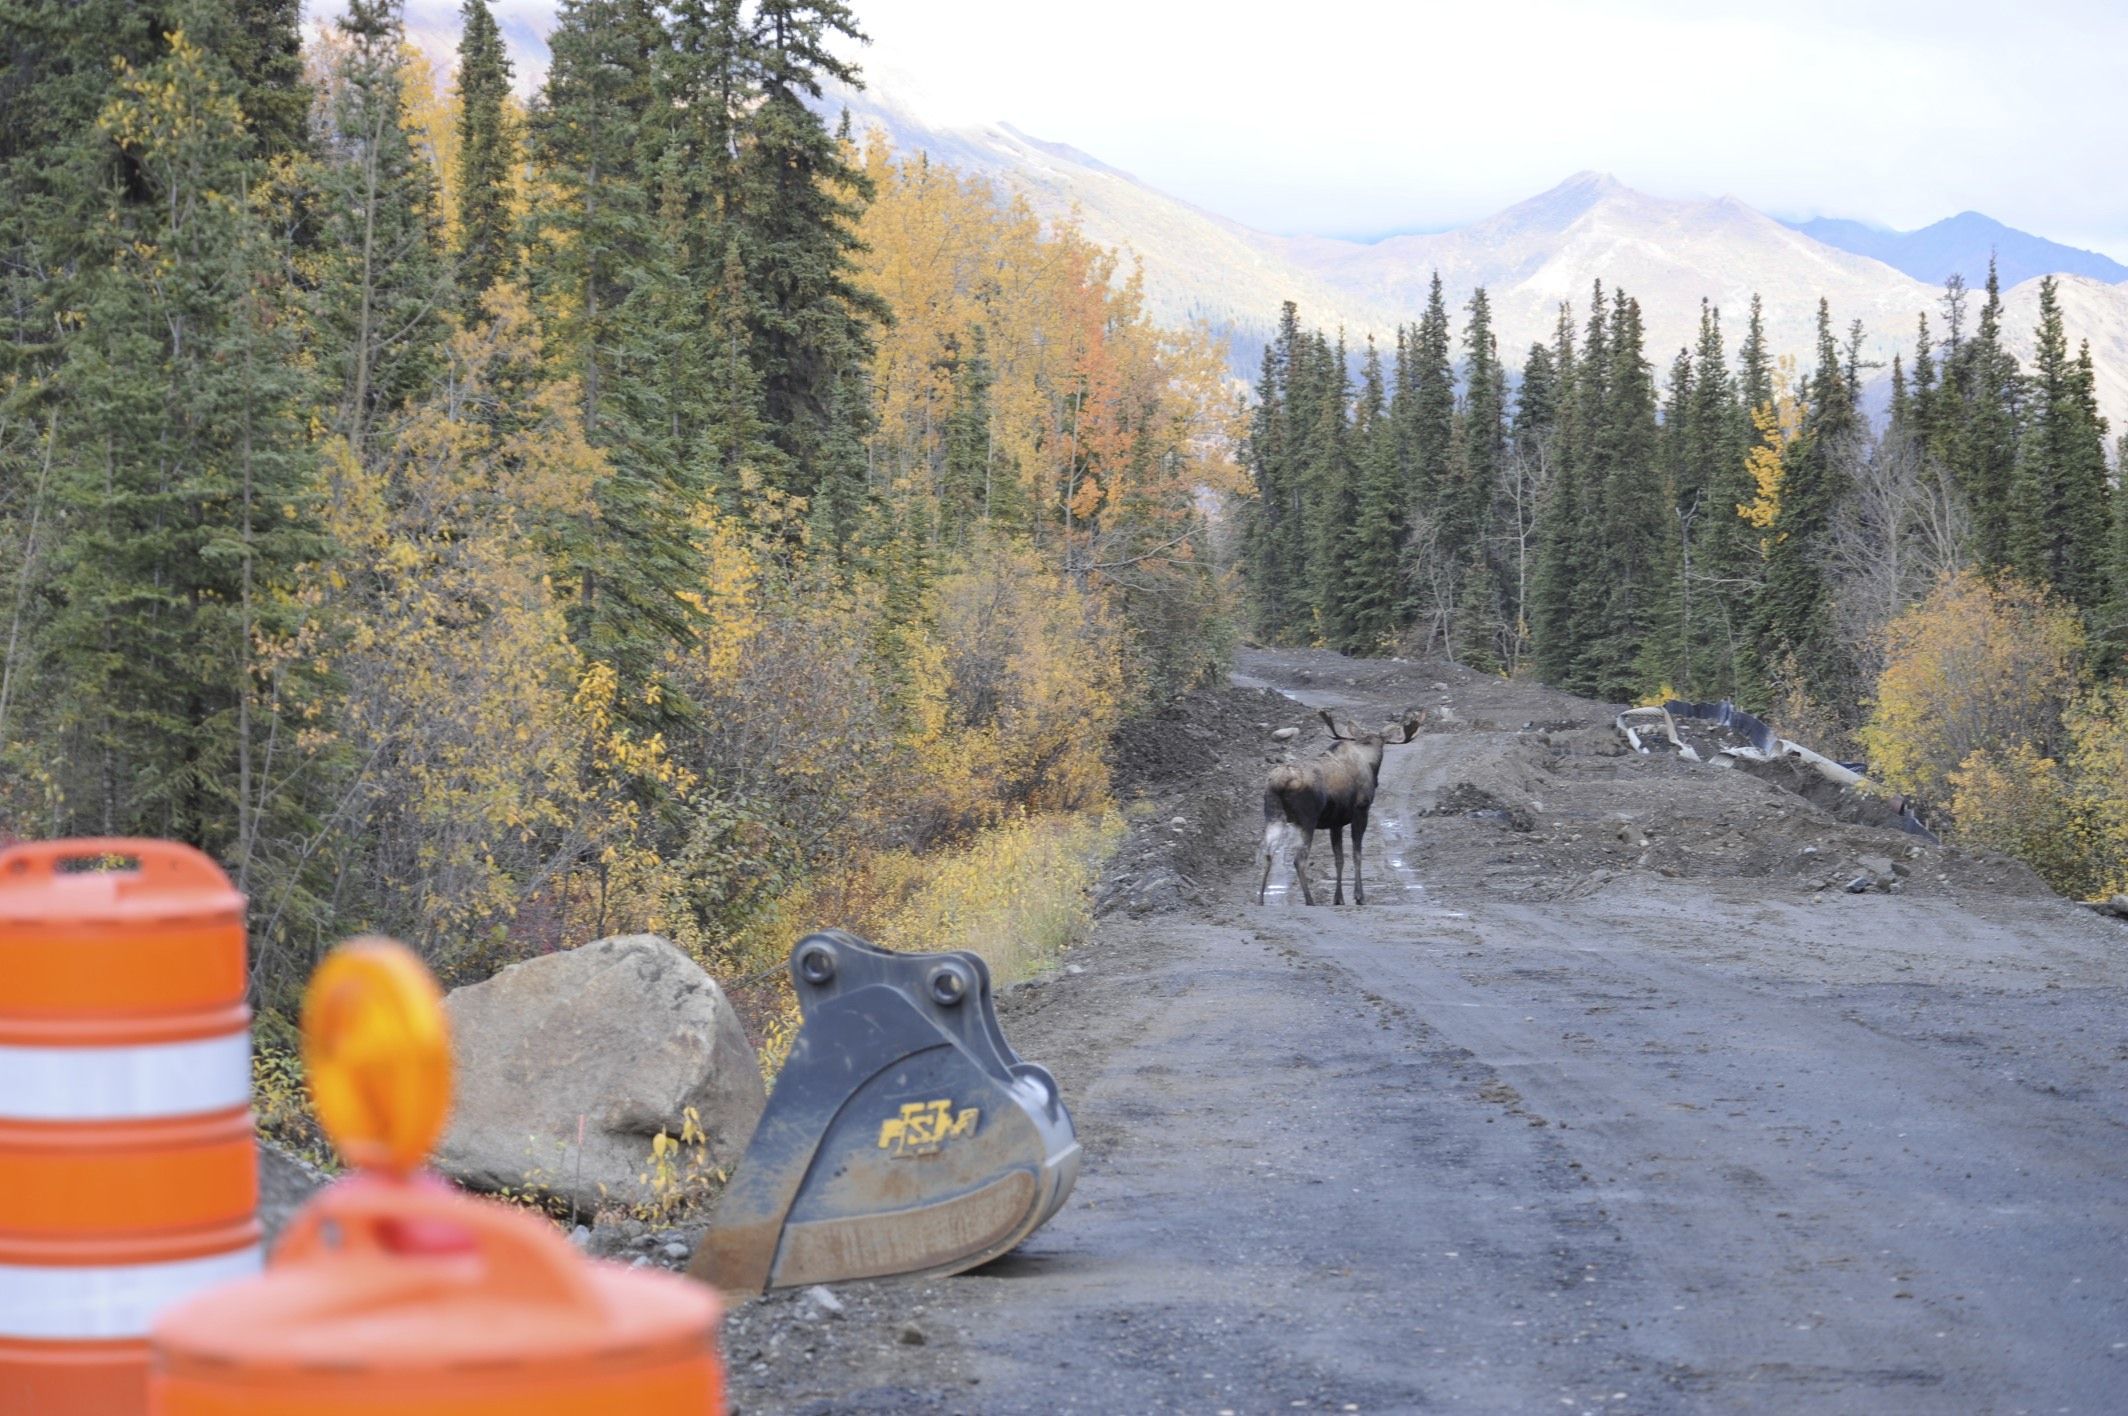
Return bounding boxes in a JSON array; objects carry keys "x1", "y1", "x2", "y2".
[{"x1": 1259, "y1": 710, "x2": 1422, "y2": 906}]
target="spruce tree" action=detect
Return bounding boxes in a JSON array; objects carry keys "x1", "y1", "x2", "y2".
[
  {"x1": 1513, "y1": 339, "x2": 1559, "y2": 460},
  {"x1": 1661, "y1": 346, "x2": 1695, "y2": 508},
  {"x1": 1750, "y1": 300, "x2": 1856, "y2": 713},
  {"x1": 534, "y1": 0, "x2": 703, "y2": 700},
  {"x1": 1343, "y1": 338, "x2": 1405, "y2": 652},
  {"x1": 667, "y1": 0, "x2": 751, "y2": 224},
  {"x1": 1408, "y1": 274, "x2": 1456, "y2": 513},
  {"x1": 1659, "y1": 345, "x2": 1697, "y2": 685},
  {"x1": 1691, "y1": 304, "x2": 1759, "y2": 697},
  {"x1": 1946, "y1": 258, "x2": 2021, "y2": 569},
  {"x1": 37, "y1": 26, "x2": 332, "y2": 905},
  {"x1": 1556, "y1": 282, "x2": 1612, "y2": 691},
  {"x1": 1453, "y1": 551, "x2": 1501, "y2": 671},
  {"x1": 2008, "y1": 278, "x2": 2112, "y2": 610},
  {"x1": 1677, "y1": 303, "x2": 1745, "y2": 692},
  {"x1": 1303, "y1": 333, "x2": 1357, "y2": 646},
  {"x1": 1736, "y1": 293, "x2": 1773, "y2": 416},
  {"x1": 316, "y1": 0, "x2": 449, "y2": 453},
  {"x1": 1498, "y1": 336, "x2": 1559, "y2": 663},
  {"x1": 1242, "y1": 305, "x2": 1304, "y2": 638},
  {"x1": 533, "y1": 0, "x2": 663, "y2": 430},
  {"x1": 1453, "y1": 287, "x2": 1505, "y2": 553},
  {"x1": 1684, "y1": 303, "x2": 1738, "y2": 508},
  {"x1": 1399, "y1": 274, "x2": 1456, "y2": 627},
  {"x1": 455, "y1": 0, "x2": 517, "y2": 310},
  {"x1": 1446, "y1": 287, "x2": 1505, "y2": 654},
  {"x1": 738, "y1": 0, "x2": 889, "y2": 510},
  {"x1": 225, "y1": 0, "x2": 311, "y2": 162},
  {"x1": 1580, "y1": 290, "x2": 1674, "y2": 699},
  {"x1": 939, "y1": 325, "x2": 995, "y2": 544},
  {"x1": 1531, "y1": 290, "x2": 1598, "y2": 687},
  {"x1": 1389, "y1": 323, "x2": 1417, "y2": 496},
  {"x1": 2106, "y1": 432, "x2": 2128, "y2": 673}
]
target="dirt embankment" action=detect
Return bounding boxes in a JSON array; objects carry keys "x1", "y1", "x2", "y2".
[{"x1": 1097, "y1": 681, "x2": 1302, "y2": 916}]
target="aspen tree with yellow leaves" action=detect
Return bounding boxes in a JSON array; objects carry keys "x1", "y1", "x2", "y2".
[{"x1": 1738, "y1": 358, "x2": 1804, "y2": 540}]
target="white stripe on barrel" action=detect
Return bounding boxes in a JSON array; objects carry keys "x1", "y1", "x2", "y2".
[
  {"x1": 0, "y1": 1033, "x2": 252, "y2": 1121},
  {"x1": 0, "y1": 1247, "x2": 263, "y2": 1340}
]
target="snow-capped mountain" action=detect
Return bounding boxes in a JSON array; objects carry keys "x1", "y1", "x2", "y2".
[
  {"x1": 832, "y1": 82, "x2": 2128, "y2": 433},
  {"x1": 1787, "y1": 212, "x2": 2128, "y2": 291}
]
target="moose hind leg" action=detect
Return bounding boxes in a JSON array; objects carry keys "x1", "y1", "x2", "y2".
[
  {"x1": 1351, "y1": 809, "x2": 1369, "y2": 906},
  {"x1": 1292, "y1": 826, "x2": 1317, "y2": 906},
  {"x1": 1329, "y1": 825, "x2": 1346, "y2": 905},
  {"x1": 1258, "y1": 835, "x2": 1276, "y2": 904}
]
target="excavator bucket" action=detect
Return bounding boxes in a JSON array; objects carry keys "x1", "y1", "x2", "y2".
[{"x1": 689, "y1": 930, "x2": 1080, "y2": 1296}]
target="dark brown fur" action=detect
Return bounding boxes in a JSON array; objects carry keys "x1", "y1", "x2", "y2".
[{"x1": 1258, "y1": 709, "x2": 1423, "y2": 906}]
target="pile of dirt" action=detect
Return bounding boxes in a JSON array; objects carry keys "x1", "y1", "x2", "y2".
[
  {"x1": 1426, "y1": 781, "x2": 1536, "y2": 833},
  {"x1": 1099, "y1": 682, "x2": 1297, "y2": 916},
  {"x1": 1730, "y1": 755, "x2": 1930, "y2": 837}
]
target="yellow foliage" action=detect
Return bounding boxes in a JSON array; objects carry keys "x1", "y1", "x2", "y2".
[
  {"x1": 675, "y1": 505, "x2": 763, "y2": 685},
  {"x1": 1738, "y1": 355, "x2": 1802, "y2": 537},
  {"x1": 397, "y1": 42, "x2": 461, "y2": 246},
  {"x1": 853, "y1": 133, "x2": 1242, "y2": 548},
  {"x1": 316, "y1": 287, "x2": 625, "y2": 971},
  {"x1": 2065, "y1": 683, "x2": 2128, "y2": 896},
  {"x1": 875, "y1": 810, "x2": 1123, "y2": 985},
  {"x1": 1859, "y1": 570, "x2": 2085, "y2": 808},
  {"x1": 1949, "y1": 745, "x2": 2103, "y2": 897},
  {"x1": 923, "y1": 543, "x2": 1126, "y2": 828},
  {"x1": 635, "y1": 1106, "x2": 722, "y2": 1222},
  {"x1": 251, "y1": 1037, "x2": 335, "y2": 1170}
]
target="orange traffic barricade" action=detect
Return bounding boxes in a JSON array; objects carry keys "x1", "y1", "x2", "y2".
[
  {"x1": 0, "y1": 839, "x2": 260, "y2": 1415},
  {"x1": 149, "y1": 937, "x2": 725, "y2": 1414}
]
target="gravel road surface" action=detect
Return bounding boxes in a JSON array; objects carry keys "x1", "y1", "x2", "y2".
[{"x1": 726, "y1": 649, "x2": 2128, "y2": 1415}]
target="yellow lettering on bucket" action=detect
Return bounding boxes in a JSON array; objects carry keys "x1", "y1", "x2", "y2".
[{"x1": 876, "y1": 1100, "x2": 980, "y2": 1157}]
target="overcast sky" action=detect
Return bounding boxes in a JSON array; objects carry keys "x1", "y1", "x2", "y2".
[{"x1": 364, "y1": 0, "x2": 2128, "y2": 260}]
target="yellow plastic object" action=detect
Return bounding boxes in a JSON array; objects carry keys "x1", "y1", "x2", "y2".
[{"x1": 301, "y1": 937, "x2": 452, "y2": 1177}]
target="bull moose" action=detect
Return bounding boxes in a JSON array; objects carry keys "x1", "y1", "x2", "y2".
[{"x1": 1258, "y1": 709, "x2": 1424, "y2": 906}]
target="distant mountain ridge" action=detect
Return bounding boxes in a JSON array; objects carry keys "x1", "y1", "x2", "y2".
[
  {"x1": 1786, "y1": 212, "x2": 2128, "y2": 291},
  {"x1": 826, "y1": 83, "x2": 2128, "y2": 434}
]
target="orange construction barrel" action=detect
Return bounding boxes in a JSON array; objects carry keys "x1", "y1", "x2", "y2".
[
  {"x1": 0, "y1": 839, "x2": 259, "y2": 1415},
  {"x1": 149, "y1": 935, "x2": 724, "y2": 1414}
]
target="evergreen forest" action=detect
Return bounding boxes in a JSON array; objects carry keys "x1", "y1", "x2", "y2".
[
  {"x1": 1240, "y1": 273, "x2": 2128, "y2": 897},
  {"x1": 0, "y1": 0, "x2": 1238, "y2": 1022}
]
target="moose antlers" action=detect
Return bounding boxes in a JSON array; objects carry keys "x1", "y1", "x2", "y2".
[{"x1": 1318, "y1": 708, "x2": 1426, "y2": 743}]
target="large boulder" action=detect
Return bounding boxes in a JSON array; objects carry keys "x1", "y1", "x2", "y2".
[{"x1": 436, "y1": 934, "x2": 765, "y2": 1216}]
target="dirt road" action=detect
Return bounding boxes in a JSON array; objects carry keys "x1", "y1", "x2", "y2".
[{"x1": 728, "y1": 649, "x2": 2128, "y2": 1414}]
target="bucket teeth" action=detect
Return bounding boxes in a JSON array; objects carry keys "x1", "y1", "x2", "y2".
[{"x1": 688, "y1": 932, "x2": 1080, "y2": 1296}]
